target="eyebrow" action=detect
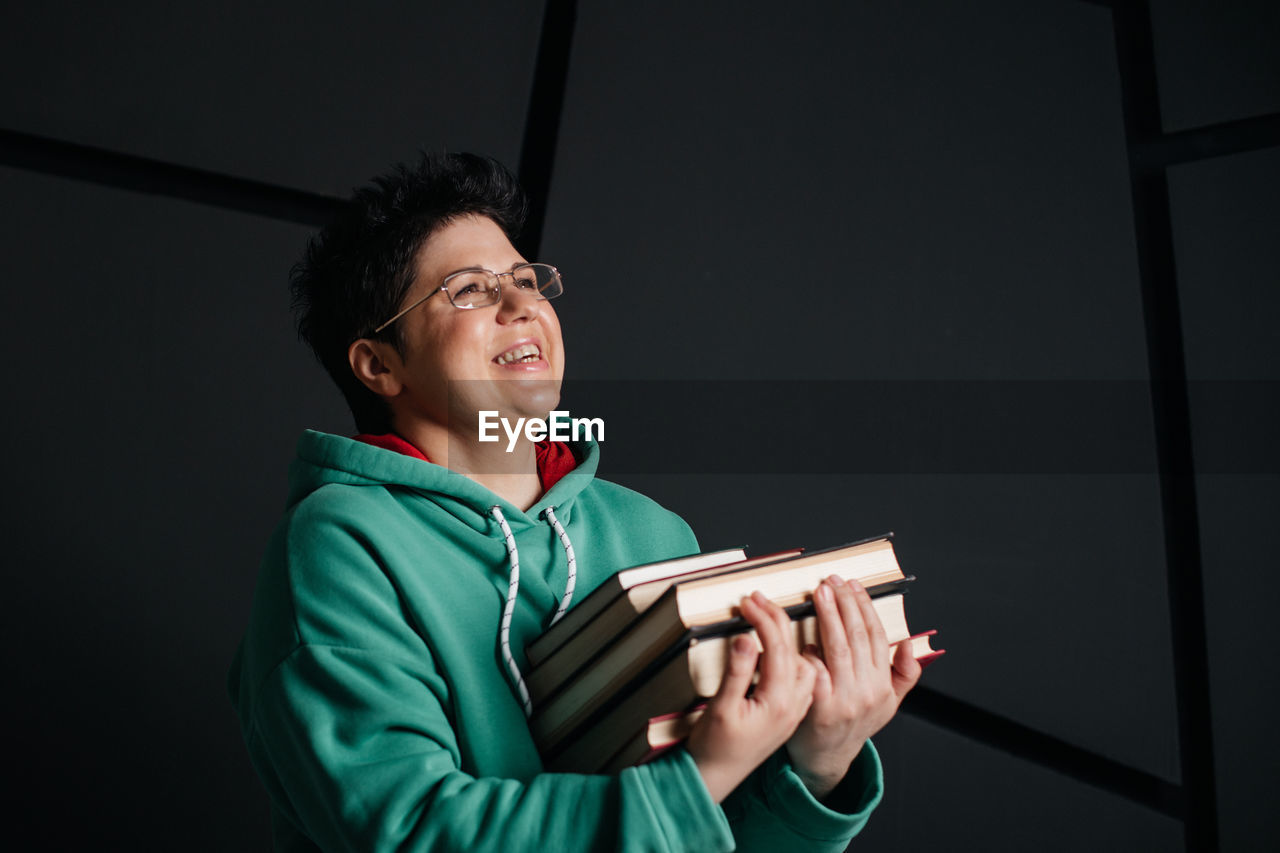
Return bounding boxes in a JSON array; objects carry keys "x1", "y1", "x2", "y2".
[{"x1": 441, "y1": 260, "x2": 527, "y2": 278}]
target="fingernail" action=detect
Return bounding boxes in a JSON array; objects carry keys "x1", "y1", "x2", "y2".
[
  {"x1": 752, "y1": 591, "x2": 768, "y2": 606},
  {"x1": 817, "y1": 583, "x2": 834, "y2": 602},
  {"x1": 828, "y1": 575, "x2": 845, "y2": 587}
]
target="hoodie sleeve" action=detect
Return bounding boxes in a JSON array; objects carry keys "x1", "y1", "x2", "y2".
[
  {"x1": 245, "y1": 644, "x2": 735, "y2": 853},
  {"x1": 721, "y1": 744, "x2": 884, "y2": 851}
]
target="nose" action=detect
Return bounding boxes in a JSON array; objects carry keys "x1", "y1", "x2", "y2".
[{"x1": 494, "y1": 273, "x2": 541, "y2": 323}]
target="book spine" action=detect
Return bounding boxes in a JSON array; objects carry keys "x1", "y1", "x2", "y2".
[{"x1": 530, "y1": 591, "x2": 685, "y2": 749}]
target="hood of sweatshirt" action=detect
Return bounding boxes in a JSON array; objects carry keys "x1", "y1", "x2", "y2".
[
  {"x1": 281, "y1": 429, "x2": 610, "y2": 716},
  {"x1": 287, "y1": 429, "x2": 600, "y2": 532}
]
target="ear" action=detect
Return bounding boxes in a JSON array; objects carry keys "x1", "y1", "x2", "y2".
[{"x1": 348, "y1": 338, "x2": 405, "y2": 399}]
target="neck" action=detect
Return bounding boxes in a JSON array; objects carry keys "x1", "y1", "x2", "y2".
[{"x1": 392, "y1": 413, "x2": 544, "y2": 512}]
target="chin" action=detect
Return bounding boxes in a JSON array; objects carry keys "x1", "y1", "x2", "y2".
[{"x1": 507, "y1": 379, "x2": 562, "y2": 421}]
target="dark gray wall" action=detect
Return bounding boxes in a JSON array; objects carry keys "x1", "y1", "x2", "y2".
[
  {"x1": 1168, "y1": 146, "x2": 1280, "y2": 851},
  {"x1": 0, "y1": 167, "x2": 336, "y2": 847},
  {"x1": 2, "y1": 1, "x2": 1275, "y2": 850},
  {"x1": 0, "y1": 2, "x2": 542, "y2": 193},
  {"x1": 1151, "y1": 0, "x2": 1280, "y2": 130},
  {"x1": 543, "y1": 0, "x2": 1178, "y2": 791}
]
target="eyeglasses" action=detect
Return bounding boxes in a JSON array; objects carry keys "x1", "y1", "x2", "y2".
[{"x1": 373, "y1": 263, "x2": 564, "y2": 333}]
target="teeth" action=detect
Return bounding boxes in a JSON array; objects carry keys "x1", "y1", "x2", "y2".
[{"x1": 496, "y1": 343, "x2": 541, "y2": 364}]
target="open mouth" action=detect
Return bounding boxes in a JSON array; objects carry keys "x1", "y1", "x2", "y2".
[{"x1": 494, "y1": 343, "x2": 543, "y2": 365}]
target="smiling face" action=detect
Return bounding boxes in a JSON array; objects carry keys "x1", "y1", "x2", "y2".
[{"x1": 378, "y1": 215, "x2": 565, "y2": 440}]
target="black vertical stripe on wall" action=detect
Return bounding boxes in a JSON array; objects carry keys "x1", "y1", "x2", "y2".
[
  {"x1": 516, "y1": 0, "x2": 579, "y2": 261},
  {"x1": 1109, "y1": 2, "x2": 1219, "y2": 850}
]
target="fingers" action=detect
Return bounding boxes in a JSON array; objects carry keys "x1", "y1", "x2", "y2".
[
  {"x1": 742, "y1": 591, "x2": 797, "y2": 652},
  {"x1": 712, "y1": 633, "x2": 760, "y2": 706},
  {"x1": 831, "y1": 578, "x2": 870, "y2": 674},
  {"x1": 813, "y1": 578, "x2": 854, "y2": 691},
  {"x1": 849, "y1": 579, "x2": 891, "y2": 671},
  {"x1": 821, "y1": 576, "x2": 872, "y2": 684},
  {"x1": 826, "y1": 576, "x2": 890, "y2": 672},
  {"x1": 740, "y1": 592, "x2": 811, "y2": 709},
  {"x1": 890, "y1": 636, "x2": 923, "y2": 700},
  {"x1": 740, "y1": 591, "x2": 797, "y2": 686}
]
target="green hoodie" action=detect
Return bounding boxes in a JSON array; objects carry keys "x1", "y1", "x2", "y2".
[{"x1": 230, "y1": 430, "x2": 884, "y2": 851}]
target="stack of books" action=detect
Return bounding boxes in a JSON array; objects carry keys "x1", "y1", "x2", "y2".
[{"x1": 525, "y1": 534, "x2": 942, "y2": 773}]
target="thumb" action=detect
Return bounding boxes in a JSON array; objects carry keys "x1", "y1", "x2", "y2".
[
  {"x1": 713, "y1": 633, "x2": 759, "y2": 705},
  {"x1": 795, "y1": 653, "x2": 818, "y2": 698},
  {"x1": 890, "y1": 640, "x2": 923, "y2": 700},
  {"x1": 802, "y1": 644, "x2": 832, "y2": 703}
]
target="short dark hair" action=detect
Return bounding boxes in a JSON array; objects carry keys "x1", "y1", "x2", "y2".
[{"x1": 291, "y1": 152, "x2": 528, "y2": 433}]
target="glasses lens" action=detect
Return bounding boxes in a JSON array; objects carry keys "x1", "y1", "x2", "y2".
[
  {"x1": 445, "y1": 271, "x2": 501, "y2": 308},
  {"x1": 517, "y1": 263, "x2": 563, "y2": 299}
]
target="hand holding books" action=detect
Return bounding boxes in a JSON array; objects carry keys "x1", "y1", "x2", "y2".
[
  {"x1": 786, "y1": 576, "x2": 924, "y2": 800},
  {"x1": 685, "y1": 592, "x2": 819, "y2": 803},
  {"x1": 529, "y1": 535, "x2": 943, "y2": 777}
]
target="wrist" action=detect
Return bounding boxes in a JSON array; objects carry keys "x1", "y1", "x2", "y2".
[
  {"x1": 690, "y1": 753, "x2": 742, "y2": 804},
  {"x1": 787, "y1": 739, "x2": 865, "y2": 800},
  {"x1": 793, "y1": 767, "x2": 840, "y2": 800}
]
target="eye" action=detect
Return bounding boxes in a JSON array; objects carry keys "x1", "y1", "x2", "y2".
[{"x1": 446, "y1": 271, "x2": 498, "y2": 306}]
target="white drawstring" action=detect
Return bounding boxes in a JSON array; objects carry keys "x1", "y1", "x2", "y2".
[
  {"x1": 542, "y1": 506, "x2": 577, "y2": 625},
  {"x1": 490, "y1": 504, "x2": 577, "y2": 717},
  {"x1": 490, "y1": 506, "x2": 530, "y2": 716}
]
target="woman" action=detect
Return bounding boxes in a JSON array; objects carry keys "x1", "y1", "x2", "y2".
[{"x1": 229, "y1": 152, "x2": 920, "y2": 851}]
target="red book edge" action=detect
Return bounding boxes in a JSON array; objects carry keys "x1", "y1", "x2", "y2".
[
  {"x1": 904, "y1": 628, "x2": 946, "y2": 668},
  {"x1": 645, "y1": 703, "x2": 709, "y2": 725},
  {"x1": 635, "y1": 741, "x2": 681, "y2": 766}
]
